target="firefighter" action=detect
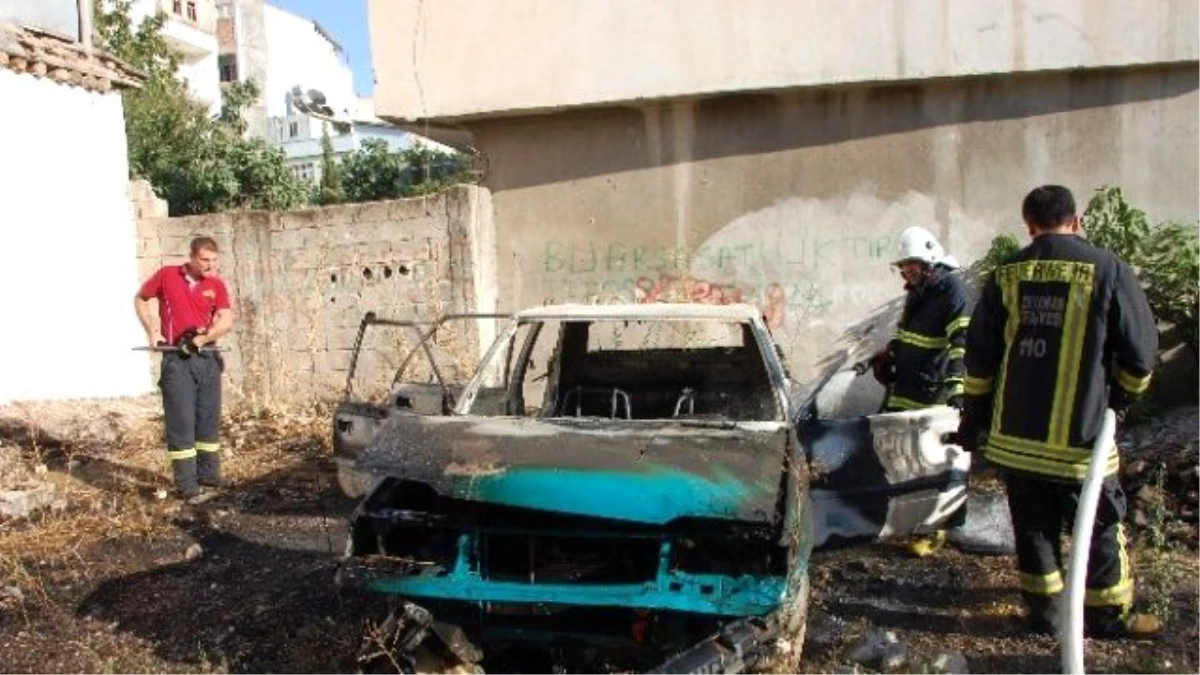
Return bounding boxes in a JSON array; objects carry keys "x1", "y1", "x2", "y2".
[
  {"x1": 867, "y1": 225, "x2": 972, "y2": 557},
  {"x1": 134, "y1": 236, "x2": 236, "y2": 499},
  {"x1": 958, "y1": 185, "x2": 1160, "y2": 638}
]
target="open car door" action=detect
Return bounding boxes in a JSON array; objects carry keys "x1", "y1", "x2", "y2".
[
  {"x1": 797, "y1": 363, "x2": 971, "y2": 549},
  {"x1": 332, "y1": 312, "x2": 509, "y2": 496},
  {"x1": 801, "y1": 406, "x2": 970, "y2": 549}
]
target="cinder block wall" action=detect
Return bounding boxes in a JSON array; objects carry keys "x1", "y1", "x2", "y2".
[{"x1": 132, "y1": 181, "x2": 494, "y2": 406}]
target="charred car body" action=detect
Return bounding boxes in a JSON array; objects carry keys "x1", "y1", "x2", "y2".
[{"x1": 333, "y1": 304, "x2": 968, "y2": 673}]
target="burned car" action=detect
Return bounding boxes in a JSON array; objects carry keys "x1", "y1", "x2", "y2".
[{"x1": 332, "y1": 304, "x2": 968, "y2": 673}]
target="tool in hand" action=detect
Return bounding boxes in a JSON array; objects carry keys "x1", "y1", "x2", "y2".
[{"x1": 132, "y1": 329, "x2": 223, "y2": 356}]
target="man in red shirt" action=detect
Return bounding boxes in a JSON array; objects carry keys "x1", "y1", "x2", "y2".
[{"x1": 134, "y1": 236, "x2": 236, "y2": 499}]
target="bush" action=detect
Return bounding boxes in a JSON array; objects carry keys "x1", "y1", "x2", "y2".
[{"x1": 1084, "y1": 186, "x2": 1199, "y2": 354}]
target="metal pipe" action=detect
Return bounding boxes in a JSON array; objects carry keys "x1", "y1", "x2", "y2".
[{"x1": 1061, "y1": 408, "x2": 1117, "y2": 675}]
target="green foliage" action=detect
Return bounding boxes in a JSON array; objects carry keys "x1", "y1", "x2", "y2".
[
  {"x1": 1084, "y1": 186, "x2": 1199, "y2": 353},
  {"x1": 340, "y1": 138, "x2": 403, "y2": 202},
  {"x1": 338, "y1": 139, "x2": 473, "y2": 203},
  {"x1": 96, "y1": 1, "x2": 308, "y2": 215},
  {"x1": 317, "y1": 124, "x2": 344, "y2": 205},
  {"x1": 971, "y1": 234, "x2": 1022, "y2": 277}
]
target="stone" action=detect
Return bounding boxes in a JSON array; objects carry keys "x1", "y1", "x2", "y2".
[
  {"x1": 0, "y1": 483, "x2": 55, "y2": 519},
  {"x1": 928, "y1": 649, "x2": 970, "y2": 674},
  {"x1": 184, "y1": 543, "x2": 203, "y2": 561}
]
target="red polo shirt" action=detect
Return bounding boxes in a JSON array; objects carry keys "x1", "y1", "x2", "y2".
[{"x1": 138, "y1": 264, "x2": 232, "y2": 345}]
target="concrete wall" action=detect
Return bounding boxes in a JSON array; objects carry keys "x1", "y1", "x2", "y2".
[
  {"x1": 0, "y1": 69, "x2": 150, "y2": 403},
  {"x1": 468, "y1": 65, "x2": 1198, "y2": 388},
  {"x1": 369, "y1": 0, "x2": 1198, "y2": 121},
  {"x1": 133, "y1": 183, "x2": 497, "y2": 405}
]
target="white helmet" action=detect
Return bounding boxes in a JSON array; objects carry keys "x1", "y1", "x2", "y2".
[{"x1": 892, "y1": 226, "x2": 959, "y2": 269}]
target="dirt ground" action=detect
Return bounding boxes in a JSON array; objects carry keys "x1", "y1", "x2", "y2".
[{"x1": 0, "y1": 397, "x2": 1196, "y2": 674}]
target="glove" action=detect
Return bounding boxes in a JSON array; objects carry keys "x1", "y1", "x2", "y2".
[
  {"x1": 946, "y1": 394, "x2": 964, "y2": 411},
  {"x1": 1109, "y1": 387, "x2": 1137, "y2": 424},
  {"x1": 176, "y1": 329, "x2": 201, "y2": 357},
  {"x1": 869, "y1": 349, "x2": 895, "y2": 385},
  {"x1": 953, "y1": 404, "x2": 980, "y2": 453}
]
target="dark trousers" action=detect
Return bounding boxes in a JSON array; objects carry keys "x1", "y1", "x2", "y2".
[
  {"x1": 1004, "y1": 472, "x2": 1132, "y2": 635},
  {"x1": 160, "y1": 352, "x2": 223, "y2": 491}
]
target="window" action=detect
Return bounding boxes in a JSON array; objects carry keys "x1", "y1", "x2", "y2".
[
  {"x1": 186, "y1": 1, "x2": 198, "y2": 21},
  {"x1": 288, "y1": 121, "x2": 299, "y2": 139},
  {"x1": 172, "y1": 0, "x2": 183, "y2": 14},
  {"x1": 218, "y1": 55, "x2": 237, "y2": 82}
]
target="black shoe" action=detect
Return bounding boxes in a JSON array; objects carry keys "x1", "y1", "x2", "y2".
[
  {"x1": 1027, "y1": 614, "x2": 1060, "y2": 636},
  {"x1": 198, "y1": 476, "x2": 229, "y2": 489},
  {"x1": 1088, "y1": 613, "x2": 1162, "y2": 640}
]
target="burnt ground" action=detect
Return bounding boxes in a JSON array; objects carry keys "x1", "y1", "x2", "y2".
[{"x1": 0, "y1": 399, "x2": 1196, "y2": 674}]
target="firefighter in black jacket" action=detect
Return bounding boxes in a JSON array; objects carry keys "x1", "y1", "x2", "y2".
[
  {"x1": 958, "y1": 185, "x2": 1160, "y2": 639},
  {"x1": 870, "y1": 226, "x2": 972, "y2": 414},
  {"x1": 867, "y1": 226, "x2": 972, "y2": 557}
]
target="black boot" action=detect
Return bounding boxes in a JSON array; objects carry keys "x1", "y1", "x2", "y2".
[
  {"x1": 1023, "y1": 591, "x2": 1063, "y2": 636},
  {"x1": 172, "y1": 456, "x2": 200, "y2": 499},
  {"x1": 1086, "y1": 606, "x2": 1162, "y2": 640},
  {"x1": 197, "y1": 450, "x2": 225, "y2": 488}
]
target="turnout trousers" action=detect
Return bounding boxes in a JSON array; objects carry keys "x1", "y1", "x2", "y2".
[
  {"x1": 160, "y1": 352, "x2": 223, "y2": 494},
  {"x1": 1003, "y1": 472, "x2": 1134, "y2": 636}
]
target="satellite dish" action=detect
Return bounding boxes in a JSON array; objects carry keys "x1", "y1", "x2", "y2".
[{"x1": 307, "y1": 89, "x2": 327, "y2": 106}]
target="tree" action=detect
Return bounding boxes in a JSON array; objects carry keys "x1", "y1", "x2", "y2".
[
  {"x1": 340, "y1": 138, "x2": 403, "y2": 202},
  {"x1": 95, "y1": 1, "x2": 308, "y2": 215},
  {"x1": 317, "y1": 124, "x2": 344, "y2": 205}
]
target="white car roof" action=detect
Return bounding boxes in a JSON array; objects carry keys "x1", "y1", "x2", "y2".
[{"x1": 513, "y1": 302, "x2": 764, "y2": 322}]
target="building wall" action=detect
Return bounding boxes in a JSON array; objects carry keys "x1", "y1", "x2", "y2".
[
  {"x1": 468, "y1": 65, "x2": 1198, "y2": 390},
  {"x1": 262, "y1": 3, "x2": 355, "y2": 121},
  {"x1": 129, "y1": 0, "x2": 221, "y2": 113},
  {"x1": 134, "y1": 185, "x2": 496, "y2": 405},
  {"x1": 0, "y1": 70, "x2": 150, "y2": 403},
  {"x1": 369, "y1": 0, "x2": 1199, "y2": 121}
]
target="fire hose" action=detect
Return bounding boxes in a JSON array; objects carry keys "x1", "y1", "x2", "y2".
[{"x1": 1061, "y1": 408, "x2": 1118, "y2": 675}]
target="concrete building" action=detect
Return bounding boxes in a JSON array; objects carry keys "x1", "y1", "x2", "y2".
[
  {"x1": 367, "y1": 0, "x2": 1199, "y2": 383},
  {"x1": 0, "y1": 3, "x2": 151, "y2": 402},
  {"x1": 216, "y1": 0, "x2": 355, "y2": 142},
  {"x1": 129, "y1": 0, "x2": 221, "y2": 114}
]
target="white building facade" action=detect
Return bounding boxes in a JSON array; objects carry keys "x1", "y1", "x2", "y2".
[
  {"x1": 128, "y1": 0, "x2": 222, "y2": 114},
  {"x1": 0, "y1": 10, "x2": 152, "y2": 402}
]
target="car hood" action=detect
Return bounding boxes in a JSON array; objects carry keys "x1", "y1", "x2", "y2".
[{"x1": 354, "y1": 414, "x2": 793, "y2": 526}]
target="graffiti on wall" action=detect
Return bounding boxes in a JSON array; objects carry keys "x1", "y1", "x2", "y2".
[{"x1": 534, "y1": 191, "x2": 972, "y2": 332}]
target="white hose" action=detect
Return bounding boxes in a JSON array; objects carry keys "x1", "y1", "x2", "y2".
[{"x1": 1061, "y1": 408, "x2": 1118, "y2": 675}]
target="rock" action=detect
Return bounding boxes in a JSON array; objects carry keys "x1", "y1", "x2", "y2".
[
  {"x1": 0, "y1": 585, "x2": 24, "y2": 605},
  {"x1": 928, "y1": 649, "x2": 970, "y2": 674},
  {"x1": 847, "y1": 627, "x2": 905, "y2": 669},
  {"x1": 184, "y1": 543, "x2": 203, "y2": 561},
  {"x1": 0, "y1": 482, "x2": 56, "y2": 519}
]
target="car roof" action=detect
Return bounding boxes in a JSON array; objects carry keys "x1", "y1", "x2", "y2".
[{"x1": 513, "y1": 302, "x2": 764, "y2": 322}]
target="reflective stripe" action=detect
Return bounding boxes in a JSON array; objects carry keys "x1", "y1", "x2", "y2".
[
  {"x1": 1050, "y1": 266, "x2": 1095, "y2": 447},
  {"x1": 167, "y1": 448, "x2": 197, "y2": 461},
  {"x1": 196, "y1": 441, "x2": 221, "y2": 453},
  {"x1": 945, "y1": 316, "x2": 970, "y2": 335},
  {"x1": 895, "y1": 329, "x2": 948, "y2": 350},
  {"x1": 945, "y1": 382, "x2": 964, "y2": 397},
  {"x1": 995, "y1": 268, "x2": 1023, "y2": 430},
  {"x1": 886, "y1": 395, "x2": 929, "y2": 411},
  {"x1": 1020, "y1": 570, "x2": 1064, "y2": 595},
  {"x1": 947, "y1": 347, "x2": 966, "y2": 360},
  {"x1": 964, "y1": 375, "x2": 994, "y2": 395},
  {"x1": 984, "y1": 436, "x2": 1119, "y2": 480},
  {"x1": 1116, "y1": 367, "x2": 1152, "y2": 394},
  {"x1": 1085, "y1": 579, "x2": 1133, "y2": 607}
]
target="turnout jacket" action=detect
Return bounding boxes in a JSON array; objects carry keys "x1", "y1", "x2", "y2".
[
  {"x1": 885, "y1": 266, "x2": 972, "y2": 411},
  {"x1": 962, "y1": 234, "x2": 1157, "y2": 481}
]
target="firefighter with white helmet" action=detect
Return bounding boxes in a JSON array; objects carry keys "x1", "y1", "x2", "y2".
[{"x1": 866, "y1": 225, "x2": 972, "y2": 556}]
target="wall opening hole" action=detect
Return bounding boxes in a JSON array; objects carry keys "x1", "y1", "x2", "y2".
[
  {"x1": 383, "y1": 266, "x2": 393, "y2": 279},
  {"x1": 362, "y1": 267, "x2": 373, "y2": 280},
  {"x1": 398, "y1": 265, "x2": 410, "y2": 276},
  {"x1": 330, "y1": 296, "x2": 336, "y2": 304},
  {"x1": 330, "y1": 273, "x2": 338, "y2": 284}
]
